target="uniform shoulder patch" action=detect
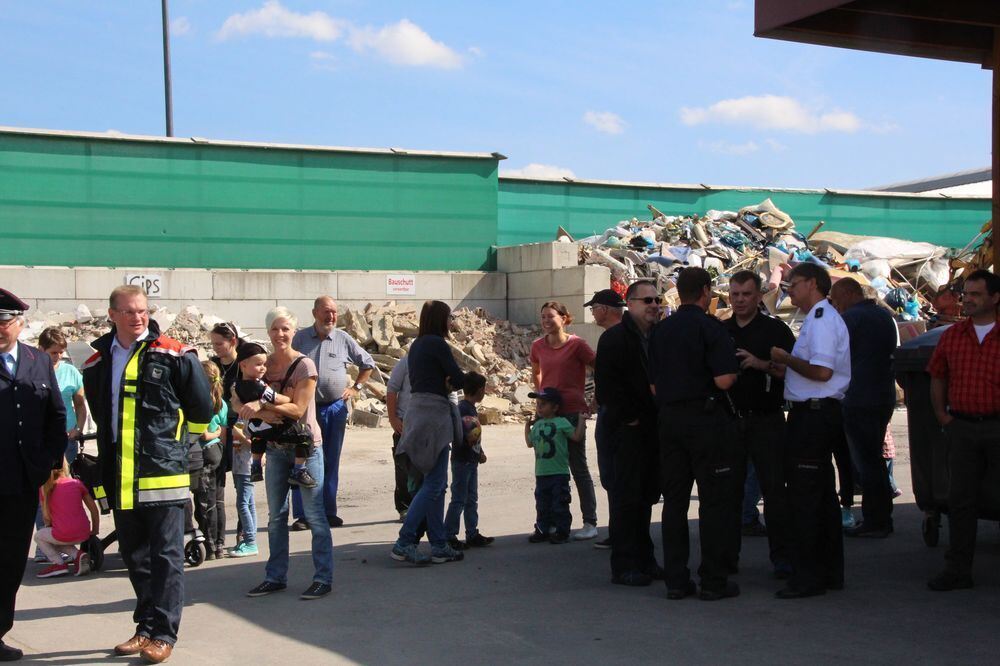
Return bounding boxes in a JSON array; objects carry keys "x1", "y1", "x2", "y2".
[
  {"x1": 81, "y1": 351, "x2": 103, "y2": 370},
  {"x1": 815, "y1": 307, "x2": 824, "y2": 319},
  {"x1": 149, "y1": 335, "x2": 195, "y2": 357}
]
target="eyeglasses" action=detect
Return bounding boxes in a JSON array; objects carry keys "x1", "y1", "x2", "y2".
[
  {"x1": 627, "y1": 296, "x2": 663, "y2": 305},
  {"x1": 0, "y1": 317, "x2": 20, "y2": 329},
  {"x1": 114, "y1": 309, "x2": 148, "y2": 317},
  {"x1": 780, "y1": 279, "x2": 808, "y2": 291}
]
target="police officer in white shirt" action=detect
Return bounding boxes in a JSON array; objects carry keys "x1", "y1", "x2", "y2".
[{"x1": 769, "y1": 262, "x2": 851, "y2": 599}]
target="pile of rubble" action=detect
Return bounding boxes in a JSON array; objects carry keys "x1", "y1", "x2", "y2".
[
  {"x1": 340, "y1": 303, "x2": 541, "y2": 425},
  {"x1": 20, "y1": 302, "x2": 543, "y2": 426},
  {"x1": 572, "y1": 197, "x2": 961, "y2": 333}
]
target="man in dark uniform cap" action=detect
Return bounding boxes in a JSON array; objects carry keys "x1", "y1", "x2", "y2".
[
  {"x1": 648, "y1": 268, "x2": 742, "y2": 601},
  {"x1": 0, "y1": 289, "x2": 67, "y2": 661},
  {"x1": 586, "y1": 288, "x2": 626, "y2": 549}
]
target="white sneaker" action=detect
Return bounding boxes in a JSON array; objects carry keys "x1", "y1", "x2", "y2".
[{"x1": 573, "y1": 523, "x2": 598, "y2": 540}]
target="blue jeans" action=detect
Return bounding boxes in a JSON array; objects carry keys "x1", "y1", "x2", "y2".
[
  {"x1": 535, "y1": 474, "x2": 572, "y2": 535},
  {"x1": 742, "y1": 461, "x2": 762, "y2": 525},
  {"x1": 398, "y1": 447, "x2": 449, "y2": 549},
  {"x1": 234, "y1": 474, "x2": 257, "y2": 546},
  {"x1": 64, "y1": 438, "x2": 78, "y2": 465},
  {"x1": 292, "y1": 399, "x2": 348, "y2": 521},
  {"x1": 444, "y1": 460, "x2": 479, "y2": 540},
  {"x1": 264, "y1": 445, "x2": 333, "y2": 586}
]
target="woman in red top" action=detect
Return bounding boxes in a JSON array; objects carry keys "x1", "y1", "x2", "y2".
[{"x1": 530, "y1": 301, "x2": 598, "y2": 540}]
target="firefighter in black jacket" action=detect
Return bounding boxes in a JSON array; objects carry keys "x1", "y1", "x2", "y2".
[
  {"x1": 82, "y1": 286, "x2": 211, "y2": 664},
  {"x1": 594, "y1": 280, "x2": 663, "y2": 587},
  {"x1": 0, "y1": 289, "x2": 66, "y2": 662}
]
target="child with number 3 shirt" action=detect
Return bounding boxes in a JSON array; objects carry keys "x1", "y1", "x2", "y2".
[{"x1": 524, "y1": 387, "x2": 585, "y2": 545}]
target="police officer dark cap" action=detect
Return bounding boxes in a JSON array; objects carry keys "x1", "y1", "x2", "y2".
[
  {"x1": 583, "y1": 289, "x2": 626, "y2": 308},
  {"x1": 236, "y1": 341, "x2": 268, "y2": 362},
  {"x1": 0, "y1": 288, "x2": 29, "y2": 322}
]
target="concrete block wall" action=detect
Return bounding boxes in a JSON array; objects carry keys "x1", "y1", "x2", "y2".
[
  {"x1": 502, "y1": 242, "x2": 612, "y2": 330},
  {"x1": 2, "y1": 266, "x2": 506, "y2": 339}
]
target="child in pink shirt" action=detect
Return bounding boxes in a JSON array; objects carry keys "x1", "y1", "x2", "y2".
[{"x1": 34, "y1": 460, "x2": 100, "y2": 578}]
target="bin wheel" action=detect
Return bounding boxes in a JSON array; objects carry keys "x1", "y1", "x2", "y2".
[
  {"x1": 922, "y1": 514, "x2": 940, "y2": 547},
  {"x1": 185, "y1": 540, "x2": 206, "y2": 567}
]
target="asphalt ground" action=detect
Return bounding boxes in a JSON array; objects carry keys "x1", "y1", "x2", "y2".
[{"x1": 9, "y1": 411, "x2": 1000, "y2": 665}]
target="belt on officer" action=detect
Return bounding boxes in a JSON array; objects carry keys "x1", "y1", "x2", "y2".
[
  {"x1": 787, "y1": 398, "x2": 840, "y2": 411},
  {"x1": 950, "y1": 412, "x2": 1000, "y2": 422}
]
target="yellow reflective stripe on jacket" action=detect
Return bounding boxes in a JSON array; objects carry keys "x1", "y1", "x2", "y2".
[
  {"x1": 186, "y1": 420, "x2": 209, "y2": 435},
  {"x1": 137, "y1": 474, "x2": 190, "y2": 490},
  {"x1": 118, "y1": 342, "x2": 146, "y2": 510},
  {"x1": 93, "y1": 485, "x2": 106, "y2": 499}
]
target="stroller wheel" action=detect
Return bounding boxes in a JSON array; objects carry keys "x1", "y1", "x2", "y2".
[{"x1": 185, "y1": 540, "x2": 206, "y2": 567}]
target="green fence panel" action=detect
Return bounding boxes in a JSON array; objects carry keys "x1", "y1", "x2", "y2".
[
  {"x1": 497, "y1": 179, "x2": 990, "y2": 249},
  {"x1": 0, "y1": 133, "x2": 499, "y2": 270}
]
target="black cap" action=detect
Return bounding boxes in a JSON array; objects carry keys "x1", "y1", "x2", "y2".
[
  {"x1": 527, "y1": 387, "x2": 562, "y2": 405},
  {"x1": 583, "y1": 289, "x2": 626, "y2": 308},
  {"x1": 236, "y1": 341, "x2": 268, "y2": 363},
  {"x1": 0, "y1": 288, "x2": 29, "y2": 322}
]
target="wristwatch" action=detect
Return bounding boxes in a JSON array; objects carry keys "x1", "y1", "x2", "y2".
[{"x1": 352, "y1": 382, "x2": 364, "y2": 391}]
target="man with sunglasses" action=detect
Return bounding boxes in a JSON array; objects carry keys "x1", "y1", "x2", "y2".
[
  {"x1": 725, "y1": 270, "x2": 796, "y2": 580},
  {"x1": 770, "y1": 262, "x2": 851, "y2": 599},
  {"x1": 594, "y1": 281, "x2": 662, "y2": 586},
  {"x1": 0, "y1": 289, "x2": 66, "y2": 661},
  {"x1": 648, "y1": 267, "x2": 742, "y2": 601},
  {"x1": 585, "y1": 289, "x2": 626, "y2": 550}
]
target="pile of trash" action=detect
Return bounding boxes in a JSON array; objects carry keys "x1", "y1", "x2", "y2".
[
  {"x1": 572, "y1": 197, "x2": 959, "y2": 331},
  {"x1": 20, "y1": 302, "x2": 543, "y2": 426}
]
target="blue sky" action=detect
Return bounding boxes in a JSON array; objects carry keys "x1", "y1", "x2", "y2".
[{"x1": 0, "y1": 1, "x2": 991, "y2": 189}]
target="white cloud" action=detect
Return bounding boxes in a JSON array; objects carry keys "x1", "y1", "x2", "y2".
[
  {"x1": 764, "y1": 138, "x2": 788, "y2": 152},
  {"x1": 347, "y1": 19, "x2": 462, "y2": 69},
  {"x1": 217, "y1": 1, "x2": 345, "y2": 42},
  {"x1": 500, "y1": 163, "x2": 577, "y2": 180},
  {"x1": 310, "y1": 51, "x2": 337, "y2": 71},
  {"x1": 680, "y1": 95, "x2": 864, "y2": 134},
  {"x1": 170, "y1": 16, "x2": 192, "y2": 37},
  {"x1": 702, "y1": 140, "x2": 759, "y2": 156},
  {"x1": 216, "y1": 3, "x2": 464, "y2": 69},
  {"x1": 583, "y1": 110, "x2": 625, "y2": 135}
]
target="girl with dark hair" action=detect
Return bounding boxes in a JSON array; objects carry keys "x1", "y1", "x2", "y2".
[
  {"x1": 530, "y1": 301, "x2": 599, "y2": 540},
  {"x1": 207, "y1": 322, "x2": 242, "y2": 559},
  {"x1": 392, "y1": 300, "x2": 467, "y2": 565}
]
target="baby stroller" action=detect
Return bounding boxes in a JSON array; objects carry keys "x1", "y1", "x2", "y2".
[{"x1": 70, "y1": 434, "x2": 209, "y2": 568}]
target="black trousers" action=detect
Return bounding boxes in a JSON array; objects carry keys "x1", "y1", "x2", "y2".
[
  {"x1": 785, "y1": 402, "x2": 845, "y2": 591},
  {"x1": 659, "y1": 402, "x2": 743, "y2": 592},
  {"x1": 212, "y1": 463, "x2": 227, "y2": 549},
  {"x1": 843, "y1": 403, "x2": 894, "y2": 529},
  {"x1": 740, "y1": 411, "x2": 792, "y2": 568},
  {"x1": 192, "y1": 465, "x2": 218, "y2": 552},
  {"x1": 609, "y1": 422, "x2": 659, "y2": 576},
  {"x1": 944, "y1": 418, "x2": 1000, "y2": 576},
  {"x1": 832, "y1": 427, "x2": 855, "y2": 509},
  {"x1": 114, "y1": 504, "x2": 186, "y2": 645},
  {"x1": 0, "y1": 491, "x2": 38, "y2": 640},
  {"x1": 392, "y1": 433, "x2": 413, "y2": 514}
]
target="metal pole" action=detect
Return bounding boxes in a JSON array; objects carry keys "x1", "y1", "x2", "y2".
[{"x1": 161, "y1": 0, "x2": 174, "y2": 137}]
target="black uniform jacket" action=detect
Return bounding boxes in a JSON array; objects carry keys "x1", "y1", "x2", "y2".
[
  {"x1": 594, "y1": 312, "x2": 658, "y2": 435},
  {"x1": 0, "y1": 342, "x2": 66, "y2": 494}
]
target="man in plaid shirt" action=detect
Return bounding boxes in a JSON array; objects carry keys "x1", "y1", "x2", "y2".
[{"x1": 926, "y1": 269, "x2": 1000, "y2": 591}]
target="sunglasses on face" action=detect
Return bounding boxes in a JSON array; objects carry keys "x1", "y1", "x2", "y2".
[{"x1": 627, "y1": 296, "x2": 663, "y2": 305}]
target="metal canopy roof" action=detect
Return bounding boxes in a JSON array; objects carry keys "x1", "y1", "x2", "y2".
[{"x1": 755, "y1": 1, "x2": 1000, "y2": 67}]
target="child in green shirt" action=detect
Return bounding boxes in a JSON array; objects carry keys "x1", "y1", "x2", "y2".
[{"x1": 524, "y1": 387, "x2": 585, "y2": 544}]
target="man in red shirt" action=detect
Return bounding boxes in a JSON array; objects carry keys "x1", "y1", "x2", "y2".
[{"x1": 926, "y1": 269, "x2": 1000, "y2": 591}]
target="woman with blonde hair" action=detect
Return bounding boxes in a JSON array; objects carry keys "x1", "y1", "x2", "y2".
[{"x1": 238, "y1": 307, "x2": 333, "y2": 600}]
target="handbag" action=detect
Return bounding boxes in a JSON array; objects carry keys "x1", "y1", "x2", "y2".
[{"x1": 262, "y1": 356, "x2": 314, "y2": 446}]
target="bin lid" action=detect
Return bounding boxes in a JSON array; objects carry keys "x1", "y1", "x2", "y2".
[{"x1": 894, "y1": 323, "x2": 953, "y2": 372}]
